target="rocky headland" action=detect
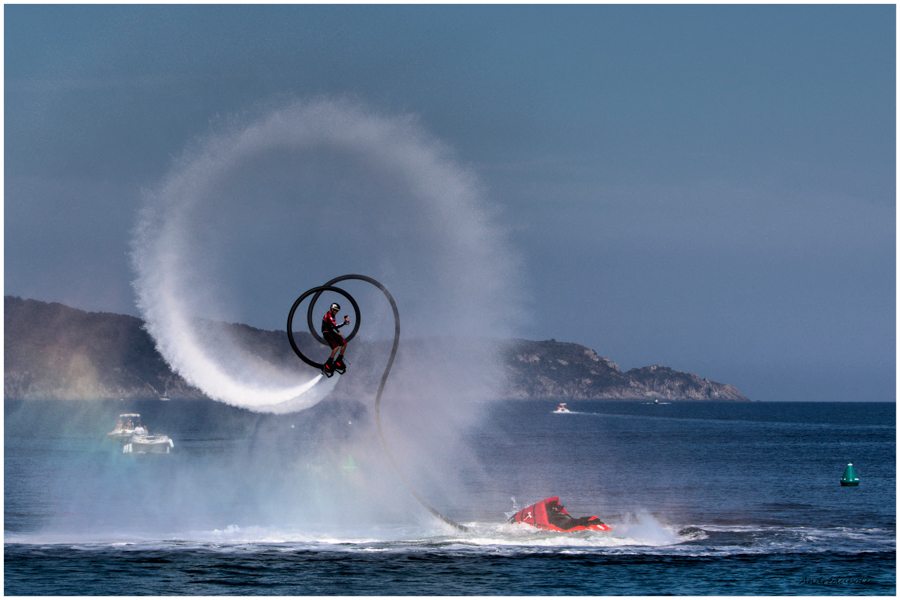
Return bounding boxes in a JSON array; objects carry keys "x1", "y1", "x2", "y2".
[{"x1": 4, "y1": 296, "x2": 748, "y2": 402}]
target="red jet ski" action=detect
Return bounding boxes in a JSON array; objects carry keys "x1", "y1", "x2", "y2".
[{"x1": 509, "y1": 497, "x2": 611, "y2": 532}]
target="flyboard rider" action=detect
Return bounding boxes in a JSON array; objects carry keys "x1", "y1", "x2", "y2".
[{"x1": 322, "y1": 302, "x2": 349, "y2": 376}]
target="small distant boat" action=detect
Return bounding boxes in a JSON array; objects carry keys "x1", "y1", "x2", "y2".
[
  {"x1": 124, "y1": 434, "x2": 174, "y2": 454},
  {"x1": 110, "y1": 413, "x2": 174, "y2": 453},
  {"x1": 654, "y1": 398, "x2": 659, "y2": 404},
  {"x1": 159, "y1": 395, "x2": 170, "y2": 401},
  {"x1": 107, "y1": 413, "x2": 141, "y2": 442},
  {"x1": 553, "y1": 403, "x2": 571, "y2": 413}
]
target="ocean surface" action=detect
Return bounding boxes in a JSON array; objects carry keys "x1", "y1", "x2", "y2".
[{"x1": 5, "y1": 398, "x2": 895, "y2": 595}]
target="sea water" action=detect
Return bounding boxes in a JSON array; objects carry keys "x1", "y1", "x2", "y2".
[{"x1": 4, "y1": 398, "x2": 894, "y2": 595}]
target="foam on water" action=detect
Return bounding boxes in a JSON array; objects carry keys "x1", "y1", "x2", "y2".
[
  {"x1": 0, "y1": 511, "x2": 697, "y2": 552},
  {"x1": 11, "y1": 520, "x2": 886, "y2": 559}
]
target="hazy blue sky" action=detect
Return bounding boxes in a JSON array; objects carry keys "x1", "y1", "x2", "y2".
[{"x1": 5, "y1": 4, "x2": 895, "y2": 402}]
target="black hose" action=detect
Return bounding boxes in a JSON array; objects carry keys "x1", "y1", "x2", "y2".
[
  {"x1": 286, "y1": 285, "x2": 359, "y2": 370},
  {"x1": 290, "y1": 274, "x2": 468, "y2": 532}
]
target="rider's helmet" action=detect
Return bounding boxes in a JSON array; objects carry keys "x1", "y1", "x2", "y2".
[{"x1": 330, "y1": 303, "x2": 340, "y2": 312}]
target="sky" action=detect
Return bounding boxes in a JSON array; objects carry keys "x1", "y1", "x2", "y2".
[{"x1": 4, "y1": 4, "x2": 895, "y2": 402}]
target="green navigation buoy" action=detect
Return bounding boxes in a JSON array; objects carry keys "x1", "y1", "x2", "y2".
[
  {"x1": 840, "y1": 463, "x2": 859, "y2": 486},
  {"x1": 341, "y1": 454, "x2": 358, "y2": 475}
]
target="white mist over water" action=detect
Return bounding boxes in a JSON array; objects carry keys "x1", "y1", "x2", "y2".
[{"x1": 131, "y1": 98, "x2": 522, "y2": 414}]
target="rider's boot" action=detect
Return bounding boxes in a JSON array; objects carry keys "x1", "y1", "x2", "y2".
[{"x1": 322, "y1": 358, "x2": 335, "y2": 377}]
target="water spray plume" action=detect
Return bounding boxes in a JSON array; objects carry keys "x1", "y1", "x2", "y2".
[
  {"x1": 289, "y1": 274, "x2": 467, "y2": 530},
  {"x1": 130, "y1": 98, "x2": 521, "y2": 413}
]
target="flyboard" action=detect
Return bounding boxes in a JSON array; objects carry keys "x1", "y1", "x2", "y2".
[{"x1": 287, "y1": 275, "x2": 469, "y2": 532}]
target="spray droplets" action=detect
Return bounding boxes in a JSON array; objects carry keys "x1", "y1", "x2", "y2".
[{"x1": 130, "y1": 99, "x2": 520, "y2": 413}]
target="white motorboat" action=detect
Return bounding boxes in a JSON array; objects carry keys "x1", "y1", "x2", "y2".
[
  {"x1": 124, "y1": 434, "x2": 174, "y2": 454},
  {"x1": 107, "y1": 413, "x2": 141, "y2": 442},
  {"x1": 553, "y1": 403, "x2": 571, "y2": 413}
]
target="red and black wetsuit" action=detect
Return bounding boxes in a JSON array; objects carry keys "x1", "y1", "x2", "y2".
[{"x1": 322, "y1": 312, "x2": 346, "y2": 349}]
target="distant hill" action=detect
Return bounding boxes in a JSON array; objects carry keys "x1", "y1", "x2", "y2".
[
  {"x1": 4, "y1": 296, "x2": 748, "y2": 402},
  {"x1": 501, "y1": 339, "x2": 747, "y2": 401}
]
